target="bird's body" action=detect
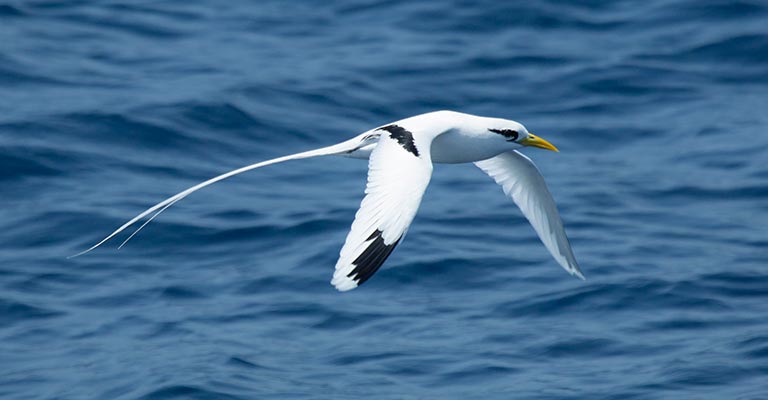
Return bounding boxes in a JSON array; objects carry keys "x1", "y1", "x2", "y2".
[
  {"x1": 74, "y1": 111, "x2": 584, "y2": 291},
  {"x1": 345, "y1": 111, "x2": 527, "y2": 163}
]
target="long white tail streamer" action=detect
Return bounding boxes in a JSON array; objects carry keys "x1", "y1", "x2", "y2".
[{"x1": 69, "y1": 138, "x2": 363, "y2": 258}]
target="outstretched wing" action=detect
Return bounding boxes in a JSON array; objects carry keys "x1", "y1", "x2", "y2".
[
  {"x1": 475, "y1": 150, "x2": 584, "y2": 279},
  {"x1": 331, "y1": 125, "x2": 434, "y2": 291}
]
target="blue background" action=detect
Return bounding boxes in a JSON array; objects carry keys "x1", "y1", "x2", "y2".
[{"x1": 2, "y1": 1, "x2": 767, "y2": 399}]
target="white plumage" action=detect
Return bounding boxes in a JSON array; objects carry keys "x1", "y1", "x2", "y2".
[{"x1": 73, "y1": 110, "x2": 584, "y2": 291}]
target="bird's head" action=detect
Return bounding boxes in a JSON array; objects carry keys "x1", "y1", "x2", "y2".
[{"x1": 487, "y1": 121, "x2": 559, "y2": 152}]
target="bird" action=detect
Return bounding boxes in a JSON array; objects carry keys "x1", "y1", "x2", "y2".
[{"x1": 72, "y1": 110, "x2": 584, "y2": 291}]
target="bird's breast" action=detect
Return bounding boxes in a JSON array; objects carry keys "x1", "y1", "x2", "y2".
[{"x1": 430, "y1": 130, "x2": 505, "y2": 164}]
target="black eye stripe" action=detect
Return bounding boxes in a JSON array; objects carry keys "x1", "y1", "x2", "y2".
[{"x1": 489, "y1": 128, "x2": 519, "y2": 141}]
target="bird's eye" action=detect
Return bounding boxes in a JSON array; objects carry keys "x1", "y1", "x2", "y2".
[{"x1": 489, "y1": 128, "x2": 519, "y2": 141}]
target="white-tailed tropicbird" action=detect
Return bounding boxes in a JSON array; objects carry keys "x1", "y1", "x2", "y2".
[{"x1": 73, "y1": 110, "x2": 584, "y2": 291}]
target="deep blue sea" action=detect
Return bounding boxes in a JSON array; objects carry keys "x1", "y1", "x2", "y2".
[{"x1": 2, "y1": 1, "x2": 768, "y2": 399}]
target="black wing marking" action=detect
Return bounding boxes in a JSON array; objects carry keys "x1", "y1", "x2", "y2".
[
  {"x1": 347, "y1": 229, "x2": 401, "y2": 285},
  {"x1": 377, "y1": 125, "x2": 419, "y2": 157}
]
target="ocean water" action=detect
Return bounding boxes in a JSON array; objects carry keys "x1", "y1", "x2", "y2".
[{"x1": 2, "y1": 0, "x2": 768, "y2": 398}]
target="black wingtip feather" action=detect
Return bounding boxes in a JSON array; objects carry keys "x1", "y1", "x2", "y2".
[{"x1": 348, "y1": 229, "x2": 401, "y2": 285}]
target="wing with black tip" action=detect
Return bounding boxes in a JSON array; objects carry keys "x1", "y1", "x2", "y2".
[{"x1": 331, "y1": 125, "x2": 434, "y2": 291}]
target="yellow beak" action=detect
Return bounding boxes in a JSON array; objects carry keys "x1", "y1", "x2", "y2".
[{"x1": 520, "y1": 133, "x2": 559, "y2": 152}]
